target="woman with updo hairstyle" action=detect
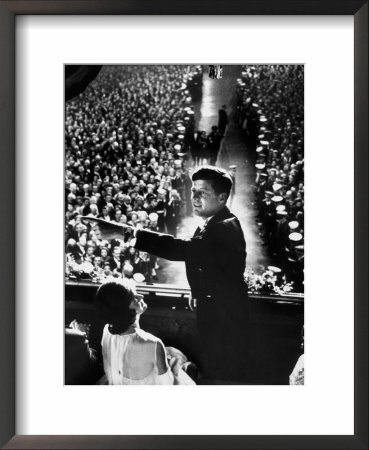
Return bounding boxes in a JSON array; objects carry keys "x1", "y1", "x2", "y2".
[{"x1": 95, "y1": 278, "x2": 175, "y2": 385}]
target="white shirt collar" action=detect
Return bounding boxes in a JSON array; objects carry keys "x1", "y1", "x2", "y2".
[{"x1": 203, "y1": 215, "x2": 214, "y2": 226}]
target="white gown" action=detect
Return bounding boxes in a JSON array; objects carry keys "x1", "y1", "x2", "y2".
[{"x1": 99, "y1": 324, "x2": 174, "y2": 385}]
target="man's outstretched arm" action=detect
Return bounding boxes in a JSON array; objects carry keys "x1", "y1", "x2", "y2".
[{"x1": 82, "y1": 216, "x2": 187, "y2": 261}]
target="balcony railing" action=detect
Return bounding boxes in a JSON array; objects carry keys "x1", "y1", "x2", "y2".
[{"x1": 66, "y1": 279, "x2": 304, "y2": 304}]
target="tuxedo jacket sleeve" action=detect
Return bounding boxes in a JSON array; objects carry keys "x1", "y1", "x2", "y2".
[
  {"x1": 134, "y1": 228, "x2": 188, "y2": 261},
  {"x1": 134, "y1": 208, "x2": 247, "y2": 301}
]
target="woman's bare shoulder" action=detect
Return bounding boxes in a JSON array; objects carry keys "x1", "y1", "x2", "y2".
[{"x1": 135, "y1": 328, "x2": 161, "y2": 344}]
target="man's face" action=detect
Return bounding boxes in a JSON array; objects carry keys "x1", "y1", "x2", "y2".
[
  {"x1": 191, "y1": 179, "x2": 225, "y2": 219},
  {"x1": 75, "y1": 223, "x2": 83, "y2": 233}
]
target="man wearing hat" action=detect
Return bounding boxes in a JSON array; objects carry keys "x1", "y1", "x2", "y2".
[
  {"x1": 255, "y1": 172, "x2": 268, "y2": 211},
  {"x1": 285, "y1": 236, "x2": 304, "y2": 292},
  {"x1": 274, "y1": 209, "x2": 290, "y2": 261},
  {"x1": 83, "y1": 166, "x2": 250, "y2": 384}
]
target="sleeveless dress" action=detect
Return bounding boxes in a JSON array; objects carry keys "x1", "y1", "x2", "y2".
[{"x1": 99, "y1": 324, "x2": 174, "y2": 385}]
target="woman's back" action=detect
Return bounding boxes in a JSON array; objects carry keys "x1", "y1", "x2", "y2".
[{"x1": 101, "y1": 325, "x2": 174, "y2": 385}]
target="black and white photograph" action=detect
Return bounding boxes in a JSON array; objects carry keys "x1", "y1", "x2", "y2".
[{"x1": 64, "y1": 64, "x2": 304, "y2": 386}]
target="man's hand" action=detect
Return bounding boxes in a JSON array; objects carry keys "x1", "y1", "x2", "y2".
[
  {"x1": 81, "y1": 217, "x2": 133, "y2": 241},
  {"x1": 188, "y1": 294, "x2": 197, "y2": 311}
]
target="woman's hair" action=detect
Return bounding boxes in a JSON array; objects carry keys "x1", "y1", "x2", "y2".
[{"x1": 94, "y1": 278, "x2": 137, "y2": 335}]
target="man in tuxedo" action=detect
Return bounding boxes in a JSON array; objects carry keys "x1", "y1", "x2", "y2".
[{"x1": 83, "y1": 166, "x2": 250, "y2": 383}]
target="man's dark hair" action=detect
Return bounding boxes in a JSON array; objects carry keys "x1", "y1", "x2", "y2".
[
  {"x1": 95, "y1": 279, "x2": 136, "y2": 334},
  {"x1": 191, "y1": 166, "x2": 233, "y2": 197}
]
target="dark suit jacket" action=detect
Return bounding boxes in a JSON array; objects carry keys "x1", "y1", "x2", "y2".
[{"x1": 135, "y1": 206, "x2": 249, "y2": 380}]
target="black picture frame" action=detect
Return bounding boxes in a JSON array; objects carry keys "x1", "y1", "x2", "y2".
[{"x1": 0, "y1": 1, "x2": 367, "y2": 448}]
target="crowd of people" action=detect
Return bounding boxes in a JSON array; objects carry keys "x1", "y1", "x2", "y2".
[
  {"x1": 65, "y1": 65, "x2": 203, "y2": 283},
  {"x1": 236, "y1": 65, "x2": 304, "y2": 291}
]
